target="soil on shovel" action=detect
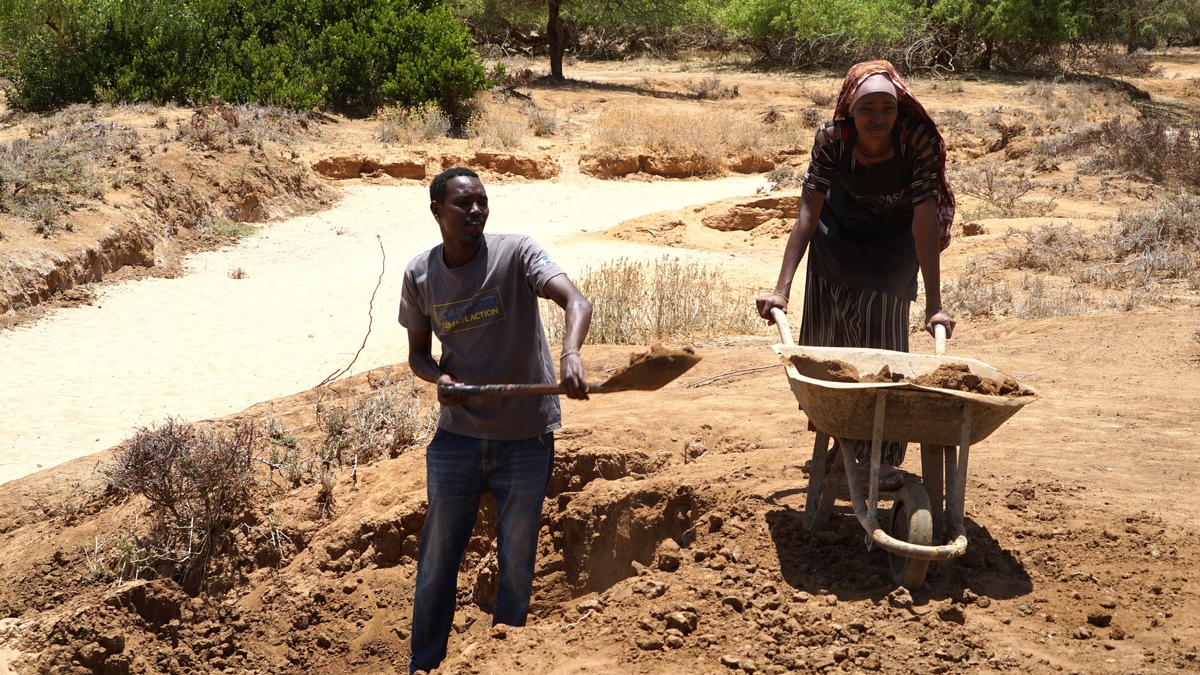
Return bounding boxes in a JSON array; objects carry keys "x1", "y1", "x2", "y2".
[
  {"x1": 601, "y1": 343, "x2": 700, "y2": 391},
  {"x1": 790, "y1": 355, "x2": 1032, "y2": 397}
]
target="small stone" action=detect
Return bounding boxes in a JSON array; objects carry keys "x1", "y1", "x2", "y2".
[
  {"x1": 665, "y1": 611, "x2": 698, "y2": 634},
  {"x1": 1072, "y1": 626, "x2": 1093, "y2": 640},
  {"x1": 722, "y1": 596, "x2": 745, "y2": 613},
  {"x1": 720, "y1": 654, "x2": 741, "y2": 668},
  {"x1": 1087, "y1": 613, "x2": 1113, "y2": 628},
  {"x1": 656, "y1": 539, "x2": 683, "y2": 573},
  {"x1": 1099, "y1": 597, "x2": 1118, "y2": 609},
  {"x1": 938, "y1": 604, "x2": 966, "y2": 625},
  {"x1": 1109, "y1": 626, "x2": 1127, "y2": 640},
  {"x1": 316, "y1": 635, "x2": 331, "y2": 649},
  {"x1": 491, "y1": 625, "x2": 508, "y2": 640},
  {"x1": 635, "y1": 636, "x2": 664, "y2": 651}
]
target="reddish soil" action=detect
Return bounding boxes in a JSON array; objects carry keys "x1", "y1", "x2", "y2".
[{"x1": 3, "y1": 53, "x2": 1200, "y2": 675}]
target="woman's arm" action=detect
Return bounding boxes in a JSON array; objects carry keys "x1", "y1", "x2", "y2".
[
  {"x1": 912, "y1": 199, "x2": 955, "y2": 337},
  {"x1": 757, "y1": 185, "x2": 824, "y2": 322}
]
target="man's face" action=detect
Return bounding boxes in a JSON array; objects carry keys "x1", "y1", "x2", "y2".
[{"x1": 432, "y1": 176, "x2": 489, "y2": 245}]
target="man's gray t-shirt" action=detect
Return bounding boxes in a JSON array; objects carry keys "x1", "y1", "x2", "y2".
[{"x1": 398, "y1": 233, "x2": 565, "y2": 441}]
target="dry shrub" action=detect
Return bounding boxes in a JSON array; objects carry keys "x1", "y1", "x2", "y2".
[
  {"x1": 103, "y1": 418, "x2": 260, "y2": 590},
  {"x1": 765, "y1": 166, "x2": 804, "y2": 192},
  {"x1": 943, "y1": 258, "x2": 1014, "y2": 318},
  {"x1": 1090, "y1": 195, "x2": 1200, "y2": 289},
  {"x1": 0, "y1": 115, "x2": 140, "y2": 234},
  {"x1": 376, "y1": 105, "x2": 451, "y2": 144},
  {"x1": 1041, "y1": 117, "x2": 1200, "y2": 190},
  {"x1": 318, "y1": 374, "x2": 436, "y2": 466},
  {"x1": 684, "y1": 76, "x2": 738, "y2": 100},
  {"x1": 1019, "y1": 80, "x2": 1132, "y2": 129},
  {"x1": 524, "y1": 104, "x2": 558, "y2": 137},
  {"x1": 953, "y1": 161, "x2": 1056, "y2": 218},
  {"x1": 178, "y1": 101, "x2": 314, "y2": 151},
  {"x1": 997, "y1": 223, "x2": 1095, "y2": 274},
  {"x1": 543, "y1": 256, "x2": 759, "y2": 345},
  {"x1": 1017, "y1": 276, "x2": 1091, "y2": 319},
  {"x1": 805, "y1": 87, "x2": 835, "y2": 107},
  {"x1": 1083, "y1": 50, "x2": 1161, "y2": 77}
]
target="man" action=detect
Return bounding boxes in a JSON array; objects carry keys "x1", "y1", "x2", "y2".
[{"x1": 398, "y1": 167, "x2": 592, "y2": 673}]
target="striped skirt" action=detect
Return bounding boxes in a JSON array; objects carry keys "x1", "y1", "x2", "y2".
[{"x1": 798, "y1": 271, "x2": 910, "y2": 467}]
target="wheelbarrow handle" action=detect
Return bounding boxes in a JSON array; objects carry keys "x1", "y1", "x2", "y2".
[
  {"x1": 935, "y1": 323, "x2": 947, "y2": 356},
  {"x1": 769, "y1": 307, "x2": 795, "y2": 347}
]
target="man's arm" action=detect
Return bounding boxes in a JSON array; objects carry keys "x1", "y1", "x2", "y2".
[
  {"x1": 542, "y1": 273, "x2": 592, "y2": 400},
  {"x1": 406, "y1": 327, "x2": 468, "y2": 406}
]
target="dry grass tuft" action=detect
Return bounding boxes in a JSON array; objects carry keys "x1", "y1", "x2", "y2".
[
  {"x1": 376, "y1": 105, "x2": 451, "y2": 144},
  {"x1": 544, "y1": 256, "x2": 759, "y2": 345},
  {"x1": 590, "y1": 106, "x2": 780, "y2": 176},
  {"x1": 467, "y1": 98, "x2": 532, "y2": 149}
]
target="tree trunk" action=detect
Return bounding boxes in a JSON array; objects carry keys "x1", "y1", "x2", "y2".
[{"x1": 548, "y1": 0, "x2": 565, "y2": 81}]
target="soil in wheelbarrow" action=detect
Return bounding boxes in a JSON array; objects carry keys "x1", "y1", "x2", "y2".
[{"x1": 791, "y1": 355, "x2": 1033, "y2": 397}]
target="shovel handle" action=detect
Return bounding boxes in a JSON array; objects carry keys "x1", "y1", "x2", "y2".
[
  {"x1": 439, "y1": 383, "x2": 614, "y2": 397},
  {"x1": 934, "y1": 323, "x2": 947, "y2": 356}
]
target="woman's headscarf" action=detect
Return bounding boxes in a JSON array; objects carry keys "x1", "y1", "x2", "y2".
[{"x1": 834, "y1": 60, "x2": 956, "y2": 250}]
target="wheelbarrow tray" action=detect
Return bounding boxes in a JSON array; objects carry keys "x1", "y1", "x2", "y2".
[{"x1": 772, "y1": 344, "x2": 1038, "y2": 447}]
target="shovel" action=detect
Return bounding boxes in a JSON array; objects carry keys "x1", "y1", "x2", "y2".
[{"x1": 438, "y1": 344, "x2": 701, "y2": 398}]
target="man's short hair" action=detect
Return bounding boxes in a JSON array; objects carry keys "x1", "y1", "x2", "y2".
[{"x1": 430, "y1": 167, "x2": 480, "y2": 203}]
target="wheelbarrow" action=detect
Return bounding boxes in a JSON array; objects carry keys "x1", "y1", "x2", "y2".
[{"x1": 768, "y1": 308, "x2": 1037, "y2": 588}]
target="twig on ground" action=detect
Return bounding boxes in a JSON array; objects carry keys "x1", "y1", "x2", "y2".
[
  {"x1": 316, "y1": 236, "x2": 385, "y2": 388},
  {"x1": 684, "y1": 364, "x2": 778, "y2": 388}
]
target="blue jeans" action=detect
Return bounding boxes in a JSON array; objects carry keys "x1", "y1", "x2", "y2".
[{"x1": 409, "y1": 428, "x2": 555, "y2": 673}]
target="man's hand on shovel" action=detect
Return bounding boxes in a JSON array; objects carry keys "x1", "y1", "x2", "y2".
[
  {"x1": 559, "y1": 350, "x2": 590, "y2": 400},
  {"x1": 436, "y1": 373, "x2": 471, "y2": 407}
]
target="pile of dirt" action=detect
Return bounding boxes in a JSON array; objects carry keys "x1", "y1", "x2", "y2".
[{"x1": 790, "y1": 355, "x2": 1032, "y2": 397}]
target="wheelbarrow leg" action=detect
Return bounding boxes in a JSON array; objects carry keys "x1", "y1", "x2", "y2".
[
  {"x1": 804, "y1": 432, "x2": 841, "y2": 531},
  {"x1": 920, "y1": 443, "x2": 945, "y2": 544}
]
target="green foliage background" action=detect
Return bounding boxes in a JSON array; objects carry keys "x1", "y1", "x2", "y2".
[
  {"x1": 0, "y1": 0, "x2": 1196, "y2": 112},
  {"x1": 0, "y1": 0, "x2": 489, "y2": 115}
]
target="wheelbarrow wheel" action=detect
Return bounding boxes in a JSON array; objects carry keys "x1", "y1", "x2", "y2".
[{"x1": 887, "y1": 483, "x2": 934, "y2": 589}]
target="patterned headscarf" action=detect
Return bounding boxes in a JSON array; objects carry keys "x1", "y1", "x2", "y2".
[{"x1": 834, "y1": 60, "x2": 955, "y2": 250}]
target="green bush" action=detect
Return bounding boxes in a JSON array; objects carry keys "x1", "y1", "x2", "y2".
[
  {"x1": 0, "y1": 0, "x2": 489, "y2": 117},
  {"x1": 716, "y1": 0, "x2": 925, "y2": 66}
]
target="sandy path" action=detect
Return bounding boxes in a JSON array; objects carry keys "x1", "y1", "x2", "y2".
[{"x1": 0, "y1": 176, "x2": 766, "y2": 485}]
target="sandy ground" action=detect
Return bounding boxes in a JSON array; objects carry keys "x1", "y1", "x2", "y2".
[{"x1": 0, "y1": 176, "x2": 767, "y2": 485}]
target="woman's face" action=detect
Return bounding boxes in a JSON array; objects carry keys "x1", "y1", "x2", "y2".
[{"x1": 850, "y1": 91, "x2": 898, "y2": 143}]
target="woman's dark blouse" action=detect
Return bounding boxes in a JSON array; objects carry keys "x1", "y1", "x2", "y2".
[
  {"x1": 802, "y1": 116, "x2": 941, "y2": 213},
  {"x1": 797, "y1": 115, "x2": 943, "y2": 301}
]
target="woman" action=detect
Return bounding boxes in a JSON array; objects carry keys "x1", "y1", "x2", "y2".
[{"x1": 756, "y1": 60, "x2": 956, "y2": 489}]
